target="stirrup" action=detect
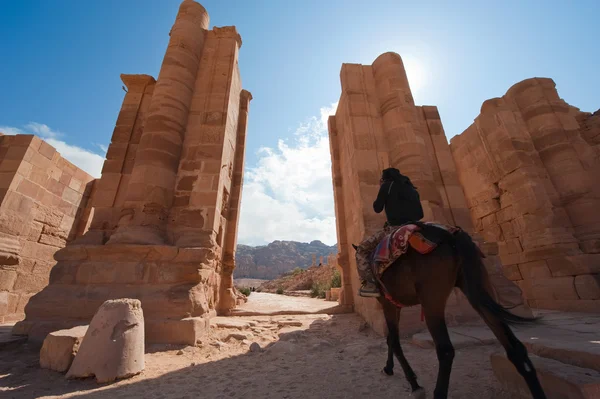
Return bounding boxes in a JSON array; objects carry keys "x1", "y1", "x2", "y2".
[{"x1": 359, "y1": 283, "x2": 381, "y2": 298}]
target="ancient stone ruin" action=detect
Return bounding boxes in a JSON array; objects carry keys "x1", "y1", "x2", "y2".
[
  {"x1": 0, "y1": 134, "x2": 94, "y2": 324},
  {"x1": 328, "y1": 52, "x2": 599, "y2": 334},
  {"x1": 12, "y1": 0, "x2": 252, "y2": 344},
  {"x1": 0, "y1": 0, "x2": 597, "y2": 350},
  {"x1": 451, "y1": 79, "x2": 600, "y2": 312}
]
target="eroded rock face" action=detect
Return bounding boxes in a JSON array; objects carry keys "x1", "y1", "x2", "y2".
[
  {"x1": 39, "y1": 325, "x2": 88, "y2": 373},
  {"x1": 66, "y1": 299, "x2": 144, "y2": 383}
]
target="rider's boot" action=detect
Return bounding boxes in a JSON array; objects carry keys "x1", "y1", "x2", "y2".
[{"x1": 359, "y1": 272, "x2": 381, "y2": 298}]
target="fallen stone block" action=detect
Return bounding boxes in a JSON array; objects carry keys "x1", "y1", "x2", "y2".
[
  {"x1": 491, "y1": 352, "x2": 600, "y2": 399},
  {"x1": 277, "y1": 320, "x2": 303, "y2": 328},
  {"x1": 225, "y1": 332, "x2": 254, "y2": 341},
  {"x1": 210, "y1": 317, "x2": 251, "y2": 329},
  {"x1": 66, "y1": 299, "x2": 144, "y2": 383},
  {"x1": 40, "y1": 326, "x2": 88, "y2": 373}
]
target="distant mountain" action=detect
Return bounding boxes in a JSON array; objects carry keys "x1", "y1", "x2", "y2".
[{"x1": 234, "y1": 240, "x2": 338, "y2": 280}]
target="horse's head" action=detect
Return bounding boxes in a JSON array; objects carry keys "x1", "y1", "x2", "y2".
[{"x1": 351, "y1": 244, "x2": 358, "y2": 251}]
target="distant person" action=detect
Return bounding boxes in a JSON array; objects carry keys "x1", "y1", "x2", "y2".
[{"x1": 355, "y1": 168, "x2": 424, "y2": 297}]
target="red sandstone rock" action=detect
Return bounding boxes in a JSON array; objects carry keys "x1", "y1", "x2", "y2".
[
  {"x1": 13, "y1": 0, "x2": 252, "y2": 345},
  {"x1": 66, "y1": 299, "x2": 144, "y2": 383},
  {"x1": 450, "y1": 78, "x2": 600, "y2": 312},
  {"x1": 0, "y1": 134, "x2": 94, "y2": 324},
  {"x1": 39, "y1": 325, "x2": 88, "y2": 373}
]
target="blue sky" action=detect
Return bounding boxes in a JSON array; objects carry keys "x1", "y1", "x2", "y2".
[{"x1": 1, "y1": 0, "x2": 598, "y2": 245}]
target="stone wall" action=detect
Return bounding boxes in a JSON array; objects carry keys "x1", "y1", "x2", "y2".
[
  {"x1": 450, "y1": 78, "x2": 600, "y2": 312},
  {"x1": 0, "y1": 134, "x2": 94, "y2": 324},
  {"x1": 15, "y1": 0, "x2": 252, "y2": 344},
  {"x1": 327, "y1": 53, "x2": 526, "y2": 336}
]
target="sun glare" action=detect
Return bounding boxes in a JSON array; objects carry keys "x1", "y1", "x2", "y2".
[{"x1": 402, "y1": 55, "x2": 427, "y2": 95}]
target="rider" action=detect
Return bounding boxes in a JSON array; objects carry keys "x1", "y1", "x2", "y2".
[{"x1": 356, "y1": 167, "x2": 424, "y2": 298}]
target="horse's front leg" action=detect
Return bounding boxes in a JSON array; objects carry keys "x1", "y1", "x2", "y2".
[
  {"x1": 381, "y1": 302, "x2": 424, "y2": 397},
  {"x1": 383, "y1": 332, "x2": 394, "y2": 376}
]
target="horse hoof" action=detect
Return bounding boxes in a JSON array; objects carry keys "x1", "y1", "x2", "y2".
[
  {"x1": 382, "y1": 367, "x2": 393, "y2": 376},
  {"x1": 411, "y1": 387, "x2": 426, "y2": 399}
]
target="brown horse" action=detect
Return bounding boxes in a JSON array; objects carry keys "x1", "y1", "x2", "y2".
[{"x1": 352, "y1": 224, "x2": 547, "y2": 399}]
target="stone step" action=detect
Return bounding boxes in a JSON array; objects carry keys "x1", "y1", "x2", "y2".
[
  {"x1": 513, "y1": 327, "x2": 600, "y2": 373},
  {"x1": 411, "y1": 324, "x2": 600, "y2": 373},
  {"x1": 491, "y1": 352, "x2": 600, "y2": 399}
]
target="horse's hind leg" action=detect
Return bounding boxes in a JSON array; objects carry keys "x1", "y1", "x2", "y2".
[
  {"x1": 476, "y1": 309, "x2": 546, "y2": 399},
  {"x1": 381, "y1": 301, "x2": 423, "y2": 394},
  {"x1": 421, "y1": 303, "x2": 455, "y2": 399}
]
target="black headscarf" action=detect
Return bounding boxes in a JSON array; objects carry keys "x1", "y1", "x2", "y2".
[{"x1": 381, "y1": 167, "x2": 417, "y2": 189}]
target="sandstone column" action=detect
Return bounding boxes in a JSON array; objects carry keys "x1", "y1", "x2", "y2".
[
  {"x1": 328, "y1": 116, "x2": 353, "y2": 307},
  {"x1": 218, "y1": 89, "x2": 252, "y2": 313},
  {"x1": 506, "y1": 78, "x2": 600, "y2": 253},
  {"x1": 371, "y1": 53, "x2": 445, "y2": 221},
  {"x1": 108, "y1": 0, "x2": 209, "y2": 245}
]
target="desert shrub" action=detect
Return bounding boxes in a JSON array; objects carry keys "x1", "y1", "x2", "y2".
[
  {"x1": 292, "y1": 267, "x2": 305, "y2": 276},
  {"x1": 276, "y1": 287, "x2": 284, "y2": 295},
  {"x1": 238, "y1": 287, "x2": 251, "y2": 297},
  {"x1": 310, "y1": 282, "x2": 330, "y2": 298},
  {"x1": 330, "y1": 270, "x2": 342, "y2": 288}
]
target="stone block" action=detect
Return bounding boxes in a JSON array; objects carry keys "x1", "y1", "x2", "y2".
[
  {"x1": 547, "y1": 255, "x2": 600, "y2": 276},
  {"x1": 40, "y1": 326, "x2": 88, "y2": 373},
  {"x1": 0, "y1": 269, "x2": 18, "y2": 290},
  {"x1": 66, "y1": 299, "x2": 144, "y2": 383},
  {"x1": 38, "y1": 140, "x2": 57, "y2": 160},
  {"x1": 145, "y1": 316, "x2": 210, "y2": 345},
  {"x1": 491, "y1": 352, "x2": 600, "y2": 399},
  {"x1": 503, "y1": 265, "x2": 522, "y2": 281},
  {"x1": 518, "y1": 260, "x2": 552, "y2": 280},
  {"x1": 574, "y1": 275, "x2": 600, "y2": 300},
  {"x1": 519, "y1": 277, "x2": 579, "y2": 301},
  {"x1": 13, "y1": 272, "x2": 50, "y2": 293}
]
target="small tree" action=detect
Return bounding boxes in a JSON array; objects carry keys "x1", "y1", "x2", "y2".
[{"x1": 330, "y1": 270, "x2": 342, "y2": 288}]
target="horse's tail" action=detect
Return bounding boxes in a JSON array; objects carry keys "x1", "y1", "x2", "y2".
[{"x1": 454, "y1": 229, "x2": 538, "y2": 325}]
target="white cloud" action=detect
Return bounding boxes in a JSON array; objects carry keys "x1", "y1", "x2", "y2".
[
  {"x1": 237, "y1": 102, "x2": 339, "y2": 246},
  {"x1": 0, "y1": 123, "x2": 106, "y2": 178}
]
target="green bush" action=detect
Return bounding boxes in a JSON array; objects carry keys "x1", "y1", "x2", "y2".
[
  {"x1": 292, "y1": 267, "x2": 304, "y2": 276},
  {"x1": 330, "y1": 270, "x2": 342, "y2": 288},
  {"x1": 310, "y1": 282, "x2": 330, "y2": 298},
  {"x1": 276, "y1": 287, "x2": 284, "y2": 295},
  {"x1": 238, "y1": 287, "x2": 251, "y2": 297}
]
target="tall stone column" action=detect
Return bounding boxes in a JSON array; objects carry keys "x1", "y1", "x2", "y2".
[
  {"x1": 506, "y1": 78, "x2": 600, "y2": 253},
  {"x1": 108, "y1": 0, "x2": 209, "y2": 245},
  {"x1": 217, "y1": 89, "x2": 252, "y2": 313},
  {"x1": 371, "y1": 53, "x2": 444, "y2": 220}
]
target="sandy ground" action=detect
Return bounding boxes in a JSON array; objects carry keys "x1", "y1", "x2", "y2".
[
  {"x1": 233, "y1": 292, "x2": 342, "y2": 315},
  {"x1": 0, "y1": 311, "x2": 514, "y2": 399},
  {"x1": 234, "y1": 278, "x2": 268, "y2": 288}
]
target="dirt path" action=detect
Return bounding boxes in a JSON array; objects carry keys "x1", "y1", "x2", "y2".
[
  {"x1": 233, "y1": 292, "x2": 342, "y2": 315},
  {"x1": 0, "y1": 312, "x2": 513, "y2": 399}
]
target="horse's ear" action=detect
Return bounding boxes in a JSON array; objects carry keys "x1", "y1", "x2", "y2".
[{"x1": 352, "y1": 244, "x2": 358, "y2": 251}]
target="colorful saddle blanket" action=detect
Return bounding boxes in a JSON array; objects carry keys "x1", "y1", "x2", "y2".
[{"x1": 371, "y1": 222, "x2": 459, "y2": 276}]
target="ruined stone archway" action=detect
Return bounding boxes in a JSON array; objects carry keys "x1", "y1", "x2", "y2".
[{"x1": 8, "y1": 0, "x2": 600, "y2": 344}]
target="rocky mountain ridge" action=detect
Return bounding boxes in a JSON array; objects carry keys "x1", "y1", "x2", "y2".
[{"x1": 234, "y1": 240, "x2": 337, "y2": 280}]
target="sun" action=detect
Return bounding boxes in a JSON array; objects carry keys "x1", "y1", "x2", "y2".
[{"x1": 401, "y1": 55, "x2": 427, "y2": 95}]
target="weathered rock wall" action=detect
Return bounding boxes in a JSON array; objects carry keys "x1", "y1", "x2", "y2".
[
  {"x1": 327, "y1": 53, "x2": 520, "y2": 335},
  {"x1": 15, "y1": 0, "x2": 252, "y2": 344},
  {"x1": 0, "y1": 134, "x2": 94, "y2": 323},
  {"x1": 450, "y1": 78, "x2": 600, "y2": 312}
]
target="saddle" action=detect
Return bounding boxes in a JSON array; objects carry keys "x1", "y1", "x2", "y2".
[{"x1": 370, "y1": 222, "x2": 460, "y2": 277}]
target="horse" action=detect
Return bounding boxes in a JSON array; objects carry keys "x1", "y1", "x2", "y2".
[{"x1": 351, "y1": 224, "x2": 547, "y2": 399}]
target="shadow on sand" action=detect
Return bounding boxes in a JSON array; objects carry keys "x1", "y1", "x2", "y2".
[{"x1": 0, "y1": 314, "x2": 513, "y2": 399}]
